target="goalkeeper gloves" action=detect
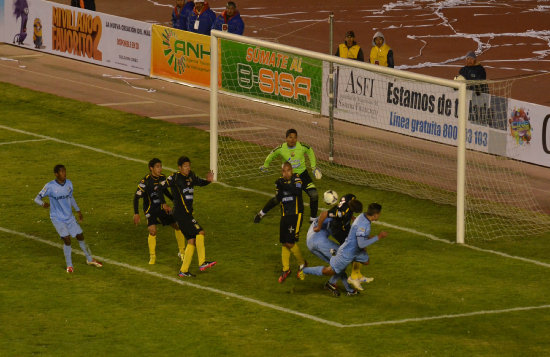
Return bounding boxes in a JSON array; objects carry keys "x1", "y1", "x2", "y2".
[
  {"x1": 259, "y1": 165, "x2": 268, "y2": 173},
  {"x1": 312, "y1": 167, "x2": 322, "y2": 179}
]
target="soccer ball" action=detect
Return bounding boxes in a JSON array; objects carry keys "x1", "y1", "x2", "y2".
[{"x1": 323, "y1": 190, "x2": 339, "y2": 205}]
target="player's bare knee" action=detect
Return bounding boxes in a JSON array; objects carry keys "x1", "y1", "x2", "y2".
[
  {"x1": 187, "y1": 238, "x2": 196, "y2": 245},
  {"x1": 62, "y1": 236, "x2": 71, "y2": 245},
  {"x1": 148, "y1": 225, "x2": 157, "y2": 236},
  {"x1": 322, "y1": 266, "x2": 335, "y2": 276},
  {"x1": 75, "y1": 233, "x2": 84, "y2": 241},
  {"x1": 199, "y1": 230, "x2": 205, "y2": 236}
]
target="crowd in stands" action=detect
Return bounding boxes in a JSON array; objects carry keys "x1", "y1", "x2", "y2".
[{"x1": 172, "y1": 0, "x2": 244, "y2": 36}]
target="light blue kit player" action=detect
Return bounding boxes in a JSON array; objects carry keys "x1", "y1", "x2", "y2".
[
  {"x1": 304, "y1": 216, "x2": 357, "y2": 295},
  {"x1": 35, "y1": 164, "x2": 102, "y2": 273},
  {"x1": 298, "y1": 203, "x2": 388, "y2": 297}
]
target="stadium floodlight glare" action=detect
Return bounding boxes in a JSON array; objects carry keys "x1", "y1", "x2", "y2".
[{"x1": 210, "y1": 30, "x2": 550, "y2": 243}]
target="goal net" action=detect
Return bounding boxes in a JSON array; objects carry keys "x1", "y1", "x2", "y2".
[{"x1": 210, "y1": 31, "x2": 550, "y2": 242}]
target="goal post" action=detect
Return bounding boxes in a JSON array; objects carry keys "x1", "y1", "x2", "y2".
[{"x1": 210, "y1": 30, "x2": 550, "y2": 243}]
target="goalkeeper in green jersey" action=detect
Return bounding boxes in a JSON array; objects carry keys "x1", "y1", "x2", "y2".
[{"x1": 254, "y1": 128, "x2": 321, "y2": 223}]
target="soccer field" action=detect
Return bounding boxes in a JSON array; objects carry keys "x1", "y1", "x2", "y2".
[{"x1": 1, "y1": 82, "x2": 550, "y2": 356}]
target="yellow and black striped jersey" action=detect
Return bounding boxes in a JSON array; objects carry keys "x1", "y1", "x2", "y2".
[
  {"x1": 166, "y1": 171, "x2": 210, "y2": 215},
  {"x1": 275, "y1": 173, "x2": 304, "y2": 216},
  {"x1": 133, "y1": 174, "x2": 172, "y2": 215}
]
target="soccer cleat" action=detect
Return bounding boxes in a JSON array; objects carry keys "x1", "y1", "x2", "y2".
[
  {"x1": 178, "y1": 271, "x2": 196, "y2": 278},
  {"x1": 324, "y1": 281, "x2": 340, "y2": 297},
  {"x1": 347, "y1": 277, "x2": 364, "y2": 291},
  {"x1": 359, "y1": 276, "x2": 374, "y2": 284},
  {"x1": 346, "y1": 289, "x2": 360, "y2": 296},
  {"x1": 297, "y1": 264, "x2": 306, "y2": 281},
  {"x1": 66, "y1": 266, "x2": 74, "y2": 273},
  {"x1": 87, "y1": 259, "x2": 103, "y2": 268},
  {"x1": 253, "y1": 212, "x2": 263, "y2": 223},
  {"x1": 278, "y1": 269, "x2": 291, "y2": 283},
  {"x1": 199, "y1": 261, "x2": 217, "y2": 271},
  {"x1": 148, "y1": 255, "x2": 156, "y2": 265}
]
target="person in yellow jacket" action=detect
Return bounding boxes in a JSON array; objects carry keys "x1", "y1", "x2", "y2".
[
  {"x1": 370, "y1": 31, "x2": 394, "y2": 68},
  {"x1": 335, "y1": 31, "x2": 364, "y2": 62}
]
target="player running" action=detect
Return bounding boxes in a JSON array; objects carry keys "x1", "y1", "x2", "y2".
[
  {"x1": 34, "y1": 164, "x2": 102, "y2": 273},
  {"x1": 276, "y1": 162, "x2": 307, "y2": 283},
  {"x1": 165, "y1": 156, "x2": 216, "y2": 277},
  {"x1": 254, "y1": 128, "x2": 321, "y2": 224},
  {"x1": 303, "y1": 215, "x2": 359, "y2": 296},
  {"x1": 317, "y1": 193, "x2": 372, "y2": 290},
  {"x1": 298, "y1": 203, "x2": 388, "y2": 297},
  {"x1": 133, "y1": 158, "x2": 186, "y2": 265}
]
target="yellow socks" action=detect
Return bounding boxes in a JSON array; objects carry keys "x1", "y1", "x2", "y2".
[
  {"x1": 290, "y1": 245, "x2": 305, "y2": 266},
  {"x1": 196, "y1": 234, "x2": 206, "y2": 266},
  {"x1": 174, "y1": 229, "x2": 186, "y2": 259},
  {"x1": 351, "y1": 262, "x2": 363, "y2": 279},
  {"x1": 281, "y1": 246, "x2": 291, "y2": 271},
  {"x1": 180, "y1": 244, "x2": 195, "y2": 273},
  {"x1": 148, "y1": 234, "x2": 156, "y2": 264}
]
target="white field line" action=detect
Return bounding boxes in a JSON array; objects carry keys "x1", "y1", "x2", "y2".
[
  {"x1": 0, "y1": 226, "x2": 343, "y2": 328},
  {"x1": 151, "y1": 114, "x2": 210, "y2": 119},
  {"x1": 1, "y1": 124, "x2": 549, "y2": 271},
  {"x1": 98, "y1": 101, "x2": 155, "y2": 107},
  {"x1": 3, "y1": 225, "x2": 549, "y2": 328},
  {"x1": 0, "y1": 138, "x2": 48, "y2": 146}
]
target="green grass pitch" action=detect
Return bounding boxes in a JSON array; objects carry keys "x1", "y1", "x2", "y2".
[{"x1": 1, "y1": 82, "x2": 550, "y2": 356}]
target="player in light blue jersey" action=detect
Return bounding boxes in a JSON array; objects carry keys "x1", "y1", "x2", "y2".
[
  {"x1": 35, "y1": 164, "x2": 102, "y2": 273},
  {"x1": 299, "y1": 203, "x2": 388, "y2": 297},
  {"x1": 302, "y1": 216, "x2": 357, "y2": 295}
]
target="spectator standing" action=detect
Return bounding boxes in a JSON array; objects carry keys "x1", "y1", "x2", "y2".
[
  {"x1": 458, "y1": 51, "x2": 488, "y2": 94},
  {"x1": 335, "y1": 31, "x2": 364, "y2": 61},
  {"x1": 187, "y1": 0, "x2": 216, "y2": 36},
  {"x1": 70, "y1": 0, "x2": 95, "y2": 11},
  {"x1": 172, "y1": 0, "x2": 194, "y2": 30},
  {"x1": 370, "y1": 31, "x2": 394, "y2": 68},
  {"x1": 212, "y1": 1, "x2": 244, "y2": 35}
]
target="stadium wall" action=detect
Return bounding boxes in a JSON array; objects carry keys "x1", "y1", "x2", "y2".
[{"x1": 1, "y1": 0, "x2": 549, "y2": 168}]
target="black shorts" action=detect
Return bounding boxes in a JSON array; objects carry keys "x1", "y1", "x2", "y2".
[
  {"x1": 279, "y1": 214, "x2": 303, "y2": 244},
  {"x1": 174, "y1": 212, "x2": 203, "y2": 239},
  {"x1": 146, "y1": 209, "x2": 175, "y2": 227},
  {"x1": 299, "y1": 170, "x2": 316, "y2": 191}
]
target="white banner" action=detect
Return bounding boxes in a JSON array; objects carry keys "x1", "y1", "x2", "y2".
[
  {"x1": 505, "y1": 99, "x2": 550, "y2": 167},
  {"x1": 320, "y1": 63, "x2": 514, "y2": 154},
  {"x1": 3, "y1": 0, "x2": 151, "y2": 75}
]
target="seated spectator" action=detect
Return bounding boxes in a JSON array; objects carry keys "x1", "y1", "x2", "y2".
[
  {"x1": 187, "y1": 0, "x2": 216, "y2": 36},
  {"x1": 370, "y1": 31, "x2": 394, "y2": 68},
  {"x1": 335, "y1": 31, "x2": 364, "y2": 62},
  {"x1": 172, "y1": 0, "x2": 194, "y2": 30},
  {"x1": 458, "y1": 51, "x2": 488, "y2": 94},
  {"x1": 212, "y1": 1, "x2": 244, "y2": 35},
  {"x1": 70, "y1": 0, "x2": 95, "y2": 11}
]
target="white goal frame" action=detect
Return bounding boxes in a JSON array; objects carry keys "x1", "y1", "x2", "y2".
[{"x1": 210, "y1": 30, "x2": 468, "y2": 244}]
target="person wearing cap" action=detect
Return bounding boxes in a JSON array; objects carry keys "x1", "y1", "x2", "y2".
[
  {"x1": 187, "y1": 0, "x2": 216, "y2": 36},
  {"x1": 458, "y1": 51, "x2": 488, "y2": 94},
  {"x1": 212, "y1": 1, "x2": 244, "y2": 35},
  {"x1": 370, "y1": 31, "x2": 394, "y2": 68},
  {"x1": 335, "y1": 31, "x2": 364, "y2": 62},
  {"x1": 172, "y1": 0, "x2": 195, "y2": 30}
]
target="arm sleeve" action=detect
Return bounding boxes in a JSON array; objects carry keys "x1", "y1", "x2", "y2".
[
  {"x1": 34, "y1": 184, "x2": 48, "y2": 206},
  {"x1": 192, "y1": 172, "x2": 211, "y2": 187},
  {"x1": 387, "y1": 50, "x2": 394, "y2": 68},
  {"x1": 357, "y1": 48, "x2": 365, "y2": 62},
  {"x1": 34, "y1": 195, "x2": 45, "y2": 206},
  {"x1": 263, "y1": 146, "x2": 282, "y2": 168},
  {"x1": 70, "y1": 196, "x2": 80, "y2": 212},
  {"x1": 304, "y1": 144, "x2": 317, "y2": 168},
  {"x1": 294, "y1": 176, "x2": 302, "y2": 195},
  {"x1": 237, "y1": 18, "x2": 244, "y2": 35},
  {"x1": 133, "y1": 191, "x2": 141, "y2": 214},
  {"x1": 358, "y1": 235, "x2": 379, "y2": 249},
  {"x1": 275, "y1": 180, "x2": 283, "y2": 202},
  {"x1": 162, "y1": 182, "x2": 174, "y2": 202}
]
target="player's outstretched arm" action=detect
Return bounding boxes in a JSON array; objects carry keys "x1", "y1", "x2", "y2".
[{"x1": 314, "y1": 210, "x2": 328, "y2": 232}]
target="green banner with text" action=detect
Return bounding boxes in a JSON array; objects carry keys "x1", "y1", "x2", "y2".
[{"x1": 221, "y1": 39, "x2": 322, "y2": 112}]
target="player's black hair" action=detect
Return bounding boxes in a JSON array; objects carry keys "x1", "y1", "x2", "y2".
[
  {"x1": 53, "y1": 164, "x2": 65, "y2": 174},
  {"x1": 148, "y1": 158, "x2": 162, "y2": 169},
  {"x1": 177, "y1": 156, "x2": 191, "y2": 167},
  {"x1": 227, "y1": 1, "x2": 236, "y2": 8},
  {"x1": 366, "y1": 203, "x2": 382, "y2": 216},
  {"x1": 282, "y1": 161, "x2": 293, "y2": 170},
  {"x1": 349, "y1": 199, "x2": 363, "y2": 213},
  {"x1": 286, "y1": 128, "x2": 298, "y2": 137}
]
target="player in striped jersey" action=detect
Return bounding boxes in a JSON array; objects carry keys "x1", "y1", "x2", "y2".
[
  {"x1": 133, "y1": 158, "x2": 186, "y2": 265},
  {"x1": 165, "y1": 156, "x2": 216, "y2": 277}
]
